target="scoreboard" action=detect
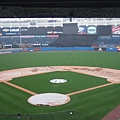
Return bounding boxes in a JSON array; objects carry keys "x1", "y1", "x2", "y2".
[{"x1": 0, "y1": 24, "x2": 114, "y2": 36}]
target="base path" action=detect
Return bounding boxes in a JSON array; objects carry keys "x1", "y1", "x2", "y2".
[
  {"x1": 3, "y1": 81, "x2": 37, "y2": 95},
  {"x1": 2, "y1": 79, "x2": 114, "y2": 107},
  {"x1": 66, "y1": 83, "x2": 114, "y2": 96}
]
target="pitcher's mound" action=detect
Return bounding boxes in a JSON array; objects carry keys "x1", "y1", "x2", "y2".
[{"x1": 28, "y1": 93, "x2": 70, "y2": 106}]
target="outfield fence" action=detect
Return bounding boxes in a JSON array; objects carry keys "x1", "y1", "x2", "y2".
[{"x1": 0, "y1": 111, "x2": 100, "y2": 120}]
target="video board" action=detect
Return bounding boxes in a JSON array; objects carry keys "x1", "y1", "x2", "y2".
[
  {"x1": 98, "y1": 25, "x2": 111, "y2": 36},
  {"x1": 63, "y1": 23, "x2": 78, "y2": 34}
]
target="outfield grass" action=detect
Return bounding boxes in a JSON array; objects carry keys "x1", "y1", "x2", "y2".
[
  {"x1": 0, "y1": 51, "x2": 120, "y2": 71},
  {"x1": 0, "y1": 51, "x2": 120, "y2": 119}
]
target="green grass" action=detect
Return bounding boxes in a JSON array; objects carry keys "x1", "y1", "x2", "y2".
[
  {"x1": 0, "y1": 51, "x2": 120, "y2": 119},
  {"x1": 10, "y1": 71, "x2": 108, "y2": 94},
  {"x1": 0, "y1": 51, "x2": 120, "y2": 71}
]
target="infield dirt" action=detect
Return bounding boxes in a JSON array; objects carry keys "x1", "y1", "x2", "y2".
[{"x1": 0, "y1": 66, "x2": 120, "y2": 119}]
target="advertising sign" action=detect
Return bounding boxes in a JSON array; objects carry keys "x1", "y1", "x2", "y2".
[
  {"x1": 87, "y1": 26, "x2": 97, "y2": 34},
  {"x1": 78, "y1": 26, "x2": 87, "y2": 34},
  {"x1": 2, "y1": 28, "x2": 20, "y2": 36},
  {"x1": 112, "y1": 25, "x2": 120, "y2": 34},
  {"x1": 47, "y1": 27, "x2": 63, "y2": 34},
  {"x1": 47, "y1": 35, "x2": 59, "y2": 38}
]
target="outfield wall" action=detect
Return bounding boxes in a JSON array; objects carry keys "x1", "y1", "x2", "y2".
[
  {"x1": 41, "y1": 47, "x2": 94, "y2": 51},
  {"x1": 0, "y1": 47, "x2": 118, "y2": 54},
  {"x1": 41, "y1": 47, "x2": 118, "y2": 52},
  {"x1": 14, "y1": 47, "x2": 118, "y2": 52}
]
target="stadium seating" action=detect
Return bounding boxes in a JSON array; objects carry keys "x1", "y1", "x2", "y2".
[{"x1": 49, "y1": 34, "x2": 97, "y2": 47}]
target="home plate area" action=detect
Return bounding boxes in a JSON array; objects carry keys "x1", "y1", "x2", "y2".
[{"x1": 28, "y1": 93, "x2": 70, "y2": 106}]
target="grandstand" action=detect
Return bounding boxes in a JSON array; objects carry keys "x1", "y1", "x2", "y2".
[{"x1": 0, "y1": 18, "x2": 120, "y2": 52}]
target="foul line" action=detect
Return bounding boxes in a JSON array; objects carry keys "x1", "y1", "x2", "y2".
[
  {"x1": 66, "y1": 83, "x2": 114, "y2": 96},
  {"x1": 2, "y1": 81, "x2": 114, "y2": 97},
  {"x1": 3, "y1": 81, "x2": 37, "y2": 95}
]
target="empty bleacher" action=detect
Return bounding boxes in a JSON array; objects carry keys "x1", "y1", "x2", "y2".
[
  {"x1": 49, "y1": 34, "x2": 97, "y2": 47},
  {"x1": 93, "y1": 37, "x2": 120, "y2": 48}
]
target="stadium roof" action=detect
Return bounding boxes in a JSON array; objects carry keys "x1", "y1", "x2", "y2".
[
  {"x1": 0, "y1": 0, "x2": 120, "y2": 7},
  {"x1": 0, "y1": 0, "x2": 120, "y2": 18}
]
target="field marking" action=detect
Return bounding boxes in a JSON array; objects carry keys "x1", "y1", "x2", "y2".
[
  {"x1": 2, "y1": 81, "x2": 114, "y2": 97},
  {"x1": 66, "y1": 83, "x2": 114, "y2": 96},
  {"x1": 3, "y1": 81, "x2": 37, "y2": 95}
]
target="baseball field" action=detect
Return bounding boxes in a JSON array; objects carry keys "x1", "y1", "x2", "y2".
[{"x1": 0, "y1": 51, "x2": 120, "y2": 120}]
